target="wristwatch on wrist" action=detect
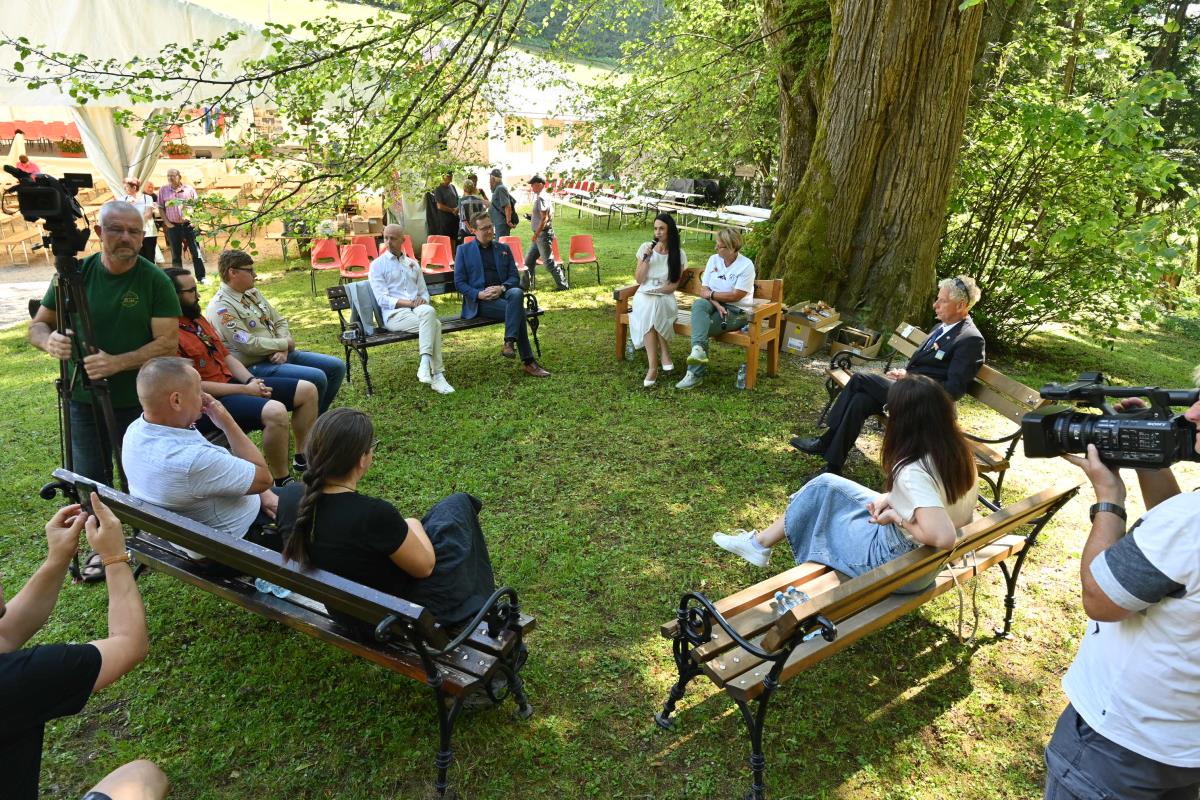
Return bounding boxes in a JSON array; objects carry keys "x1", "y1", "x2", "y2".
[
  {"x1": 1089, "y1": 502, "x2": 1127, "y2": 522},
  {"x1": 100, "y1": 550, "x2": 133, "y2": 568}
]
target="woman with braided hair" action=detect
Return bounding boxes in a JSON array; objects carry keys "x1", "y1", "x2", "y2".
[{"x1": 275, "y1": 408, "x2": 497, "y2": 636}]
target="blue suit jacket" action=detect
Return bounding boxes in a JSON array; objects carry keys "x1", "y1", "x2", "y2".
[{"x1": 453, "y1": 239, "x2": 520, "y2": 320}]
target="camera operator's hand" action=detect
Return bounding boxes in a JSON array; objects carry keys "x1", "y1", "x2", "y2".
[
  {"x1": 1113, "y1": 397, "x2": 1148, "y2": 413},
  {"x1": 45, "y1": 503, "x2": 85, "y2": 567},
  {"x1": 1062, "y1": 444, "x2": 1126, "y2": 505},
  {"x1": 44, "y1": 328, "x2": 75, "y2": 361},
  {"x1": 83, "y1": 494, "x2": 126, "y2": 561},
  {"x1": 83, "y1": 349, "x2": 123, "y2": 380}
]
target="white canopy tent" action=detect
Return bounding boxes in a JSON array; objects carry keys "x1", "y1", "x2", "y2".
[{"x1": 0, "y1": 0, "x2": 272, "y2": 192}]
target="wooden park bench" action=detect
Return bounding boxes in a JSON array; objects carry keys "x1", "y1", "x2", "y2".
[
  {"x1": 613, "y1": 268, "x2": 783, "y2": 389},
  {"x1": 327, "y1": 273, "x2": 544, "y2": 396},
  {"x1": 47, "y1": 468, "x2": 535, "y2": 797},
  {"x1": 655, "y1": 481, "x2": 1080, "y2": 800},
  {"x1": 1, "y1": 226, "x2": 48, "y2": 265},
  {"x1": 820, "y1": 323, "x2": 1049, "y2": 502}
]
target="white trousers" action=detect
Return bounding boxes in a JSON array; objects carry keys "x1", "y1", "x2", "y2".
[{"x1": 384, "y1": 304, "x2": 444, "y2": 374}]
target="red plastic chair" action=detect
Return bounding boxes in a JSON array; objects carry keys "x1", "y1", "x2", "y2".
[
  {"x1": 338, "y1": 244, "x2": 371, "y2": 283},
  {"x1": 420, "y1": 241, "x2": 452, "y2": 274},
  {"x1": 309, "y1": 238, "x2": 342, "y2": 295},
  {"x1": 568, "y1": 234, "x2": 601, "y2": 285},
  {"x1": 64, "y1": 122, "x2": 81, "y2": 139},
  {"x1": 463, "y1": 236, "x2": 476, "y2": 245},
  {"x1": 350, "y1": 235, "x2": 379, "y2": 260},
  {"x1": 499, "y1": 236, "x2": 527, "y2": 283},
  {"x1": 530, "y1": 235, "x2": 563, "y2": 287},
  {"x1": 402, "y1": 235, "x2": 416, "y2": 261},
  {"x1": 45, "y1": 122, "x2": 66, "y2": 141}
]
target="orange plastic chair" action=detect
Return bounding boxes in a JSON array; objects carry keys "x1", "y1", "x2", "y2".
[
  {"x1": 420, "y1": 241, "x2": 452, "y2": 274},
  {"x1": 309, "y1": 238, "x2": 342, "y2": 295},
  {"x1": 463, "y1": 236, "x2": 476, "y2": 245},
  {"x1": 338, "y1": 244, "x2": 371, "y2": 283},
  {"x1": 568, "y1": 234, "x2": 601, "y2": 285},
  {"x1": 350, "y1": 235, "x2": 379, "y2": 260},
  {"x1": 402, "y1": 235, "x2": 416, "y2": 261},
  {"x1": 499, "y1": 236, "x2": 527, "y2": 284},
  {"x1": 530, "y1": 235, "x2": 563, "y2": 287}
]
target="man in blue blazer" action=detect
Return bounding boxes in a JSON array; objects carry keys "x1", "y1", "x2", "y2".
[
  {"x1": 453, "y1": 212, "x2": 551, "y2": 377},
  {"x1": 792, "y1": 275, "x2": 986, "y2": 475}
]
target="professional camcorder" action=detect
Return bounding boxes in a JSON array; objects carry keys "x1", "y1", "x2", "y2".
[
  {"x1": 1021, "y1": 372, "x2": 1200, "y2": 469},
  {"x1": 2, "y1": 165, "x2": 92, "y2": 257}
]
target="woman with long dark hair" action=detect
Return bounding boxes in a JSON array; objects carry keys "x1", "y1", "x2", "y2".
[
  {"x1": 629, "y1": 213, "x2": 687, "y2": 387},
  {"x1": 276, "y1": 408, "x2": 497, "y2": 634},
  {"x1": 713, "y1": 376, "x2": 976, "y2": 580}
]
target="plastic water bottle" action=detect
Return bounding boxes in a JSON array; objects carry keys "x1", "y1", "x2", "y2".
[
  {"x1": 736, "y1": 364, "x2": 747, "y2": 390},
  {"x1": 772, "y1": 591, "x2": 788, "y2": 615},
  {"x1": 625, "y1": 335, "x2": 635, "y2": 361},
  {"x1": 255, "y1": 577, "x2": 292, "y2": 599},
  {"x1": 786, "y1": 586, "x2": 808, "y2": 607}
]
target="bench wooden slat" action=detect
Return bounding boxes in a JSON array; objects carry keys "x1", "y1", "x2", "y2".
[
  {"x1": 126, "y1": 533, "x2": 485, "y2": 693},
  {"x1": 659, "y1": 562, "x2": 831, "y2": 639},
  {"x1": 721, "y1": 531, "x2": 1032, "y2": 701}
]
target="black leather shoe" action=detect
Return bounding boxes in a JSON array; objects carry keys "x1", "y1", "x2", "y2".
[{"x1": 789, "y1": 436, "x2": 824, "y2": 455}]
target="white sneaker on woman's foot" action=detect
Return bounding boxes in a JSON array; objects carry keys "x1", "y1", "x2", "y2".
[
  {"x1": 430, "y1": 374, "x2": 455, "y2": 394},
  {"x1": 712, "y1": 529, "x2": 770, "y2": 567}
]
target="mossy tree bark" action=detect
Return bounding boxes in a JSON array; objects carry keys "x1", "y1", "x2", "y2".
[{"x1": 758, "y1": 0, "x2": 984, "y2": 330}]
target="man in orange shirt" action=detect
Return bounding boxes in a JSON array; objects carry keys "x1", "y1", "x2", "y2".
[{"x1": 166, "y1": 268, "x2": 316, "y2": 486}]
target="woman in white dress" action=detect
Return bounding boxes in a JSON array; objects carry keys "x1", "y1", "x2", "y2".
[{"x1": 630, "y1": 213, "x2": 687, "y2": 387}]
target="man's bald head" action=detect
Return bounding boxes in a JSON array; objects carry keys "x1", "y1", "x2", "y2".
[
  {"x1": 137, "y1": 357, "x2": 202, "y2": 427},
  {"x1": 382, "y1": 225, "x2": 408, "y2": 258}
]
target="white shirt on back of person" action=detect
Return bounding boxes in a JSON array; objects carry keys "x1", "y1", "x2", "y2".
[
  {"x1": 122, "y1": 416, "x2": 260, "y2": 538},
  {"x1": 1062, "y1": 491, "x2": 1200, "y2": 767}
]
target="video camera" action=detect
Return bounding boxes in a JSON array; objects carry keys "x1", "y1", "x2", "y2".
[
  {"x1": 1022, "y1": 372, "x2": 1200, "y2": 469},
  {"x1": 2, "y1": 165, "x2": 92, "y2": 258}
]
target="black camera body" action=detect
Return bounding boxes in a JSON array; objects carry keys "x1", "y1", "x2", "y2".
[
  {"x1": 2, "y1": 166, "x2": 92, "y2": 259},
  {"x1": 1022, "y1": 372, "x2": 1200, "y2": 469}
]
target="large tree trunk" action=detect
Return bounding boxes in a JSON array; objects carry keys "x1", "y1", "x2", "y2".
[{"x1": 758, "y1": 0, "x2": 984, "y2": 330}]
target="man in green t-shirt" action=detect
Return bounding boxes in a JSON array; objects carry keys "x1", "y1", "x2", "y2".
[{"x1": 29, "y1": 201, "x2": 180, "y2": 489}]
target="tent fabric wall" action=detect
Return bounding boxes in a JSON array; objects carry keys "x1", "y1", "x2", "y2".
[{"x1": 71, "y1": 108, "x2": 166, "y2": 193}]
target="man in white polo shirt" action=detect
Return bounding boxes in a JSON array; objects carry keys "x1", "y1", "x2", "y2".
[
  {"x1": 676, "y1": 227, "x2": 756, "y2": 390},
  {"x1": 368, "y1": 224, "x2": 454, "y2": 394},
  {"x1": 122, "y1": 357, "x2": 279, "y2": 555},
  {"x1": 1048, "y1": 427, "x2": 1200, "y2": 799}
]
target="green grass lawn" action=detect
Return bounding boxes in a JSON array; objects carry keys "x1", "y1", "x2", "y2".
[{"x1": 5, "y1": 210, "x2": 1200, "y2": 799}]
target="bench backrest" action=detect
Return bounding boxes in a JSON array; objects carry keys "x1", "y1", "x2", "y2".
[
  {"x1": 890, "y1": 323, "x2": 1046, "y2": 422},
  {"x1": 53, "y1": 468, "x2": 448, "y2": 648},
  {"x1": 677, "y1": 268, "x2": 783, "y2": 304},
  {"x1": 760, "y1": 480, "x2": 1080, "y2": 650}
]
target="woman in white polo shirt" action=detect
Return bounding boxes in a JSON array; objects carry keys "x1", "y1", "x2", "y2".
[{"x1": 675, "y1": 227, "x2": 756, "y2": 390}]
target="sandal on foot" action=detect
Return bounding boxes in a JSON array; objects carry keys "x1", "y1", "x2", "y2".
[{"x1": 80, "y1": 550, "x2": 107, "y2": 583}]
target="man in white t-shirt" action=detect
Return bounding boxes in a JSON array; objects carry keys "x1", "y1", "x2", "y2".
[
  {"x1": 1048, "y1": 416, "x2": 1200, "y2": 799},
  {"x1": 122, "y1": 357, "x2": 279, "y2": 555},
  {"x1": 676, "y1": 227, "x2": 756, "y2": 390}
]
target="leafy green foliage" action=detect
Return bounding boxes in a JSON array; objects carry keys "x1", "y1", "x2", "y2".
[
  {"x1": 942, "y1": 33, "x2": 1195, "y2": 349},
  {"x1": 549, "y1": 0, "x2": 782, "y2": 197}
]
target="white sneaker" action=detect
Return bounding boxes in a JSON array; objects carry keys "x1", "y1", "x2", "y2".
[
  {"x1": 675, "y1": 371, "x2": 703, "y2": 390},
  {"x1": 430, "y1": 373, "x2": 455, "y2": 394},
  {"x1": 417, "y1": 361, "x2": 433, "y2": 384},
  {"x1": 687, "y1": 345, "x2": 708, "y2": 364},
  {"x1": 712, "y1": 529, "x2": 770, "y2": 568}
]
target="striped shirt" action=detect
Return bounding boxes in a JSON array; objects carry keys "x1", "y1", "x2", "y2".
[{"x1": 158, "y1": 183, "x2": 198, "y2": 224}]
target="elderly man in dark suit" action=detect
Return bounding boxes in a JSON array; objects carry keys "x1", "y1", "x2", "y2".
[
  {"x1": 792, "y1": 275, "x2": 985, "y2": 475},
  {"x1": 453, "y1": 212, "x2": 551, "y2": 378}
]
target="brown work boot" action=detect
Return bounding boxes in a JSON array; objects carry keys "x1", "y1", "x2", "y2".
[
  {"x1": 501, "y1": 341, "x2": 516, "y2": 359},
  {"x1": 522, "y1": 360, "x2": 551, "y2": 378}
]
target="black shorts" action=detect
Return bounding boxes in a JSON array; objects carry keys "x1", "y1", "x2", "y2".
[
  {"x1": 195, "y1": 377, "x2": 301, "y2": 435},
  {"x1": 81, "y1": 792, "x2": 113, "y2": 800}
]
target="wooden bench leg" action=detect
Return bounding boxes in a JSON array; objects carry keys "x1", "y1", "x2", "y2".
[
  {"x1": 745, "y1": 351, "x2": 759, "y2": 390},
  {"x1": 766, "y1": 329, "x2": 780, "y2": 378},
  {"x1": 615, "y1": 315, "x2": 629, "y2": 361}
]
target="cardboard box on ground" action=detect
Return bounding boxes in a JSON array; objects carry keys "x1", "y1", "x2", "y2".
[
  {"x1": 781, "y1": 301, "x2": 841, "y2": 357},
  {"x1": 829, "y1": 325, "x2": 883, "y2": 358}
]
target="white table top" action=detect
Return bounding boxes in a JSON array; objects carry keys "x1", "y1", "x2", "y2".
[{"x1": 724, "y1": 204, "x2": 771, "y2": 220}]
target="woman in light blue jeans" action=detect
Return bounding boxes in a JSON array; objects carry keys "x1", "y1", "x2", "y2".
[{"x1": 714, "y1": 376, "x2": 977, "y2": 576}]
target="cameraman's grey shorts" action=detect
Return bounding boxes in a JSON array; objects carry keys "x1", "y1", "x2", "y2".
[
  {"x1": 1044, "y1": 704, "x2": 1200, "y2": 799},
  {"x1": 81, "y1": 793, "x2": 113, "y2": 800}
]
